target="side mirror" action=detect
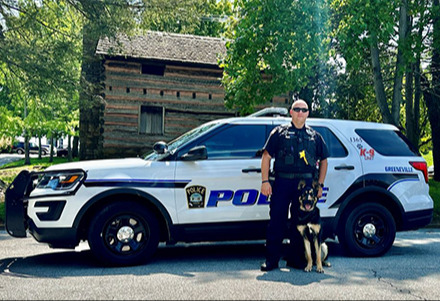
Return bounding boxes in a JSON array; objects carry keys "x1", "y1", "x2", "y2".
[
  {"x1": 180, "y1": 146, "x2": 208, "y2": 161},
  {"x1": 153, "y1": 141, "x2": 168, "y2": 154}
]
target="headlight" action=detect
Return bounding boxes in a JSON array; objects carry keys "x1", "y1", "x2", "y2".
[{"x1": 36, "y1": 171, "x2": 85, "y2": 191}]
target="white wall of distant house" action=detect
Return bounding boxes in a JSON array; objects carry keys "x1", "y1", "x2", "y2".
[{"x1": 15, "y1": 136, "x2": 72, "y2": 149}]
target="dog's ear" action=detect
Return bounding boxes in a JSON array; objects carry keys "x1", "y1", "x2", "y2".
[{"x1": 298, "y1": 180, "x2": 306, "y2": 190}]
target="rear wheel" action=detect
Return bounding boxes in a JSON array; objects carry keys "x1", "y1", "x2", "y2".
[
  {"x1": 17, "y1": 149, "x2": 24, "y2": 154},
  {"x1": 87, "y1": 201, "x2": 160, "y2": 266},
  {"x1": 339, "y1": 202, "x2": 396, "y2": 257}
]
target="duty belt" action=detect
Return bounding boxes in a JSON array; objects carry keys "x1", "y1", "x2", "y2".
[{"x1": 276, "y1": 172, "x2": 314, "y2": 179}]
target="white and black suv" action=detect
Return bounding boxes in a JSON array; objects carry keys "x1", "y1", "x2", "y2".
[{"x1": 5, "y1": 108, "x2": 433, "y2": 266}]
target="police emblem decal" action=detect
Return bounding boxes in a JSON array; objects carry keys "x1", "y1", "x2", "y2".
[{"x1": 186, "y1": 185, "x2": 206, "y2": 208}]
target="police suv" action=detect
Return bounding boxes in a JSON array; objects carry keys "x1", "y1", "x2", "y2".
[{"x1": 5, "y1": 109, "x2": 433, "y2": 266}]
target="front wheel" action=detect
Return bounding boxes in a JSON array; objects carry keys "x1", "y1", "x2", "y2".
[
  {"x1": 339, "y1": 202, "x2": 396, "y2": 257},
  {"x1": 88, "y1": 201, "x2": 160, "y2": 266}
]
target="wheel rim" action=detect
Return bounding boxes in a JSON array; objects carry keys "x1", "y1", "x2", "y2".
[
  {"x1": 103, "y1": 214, "x2": 149, "y2": 256},
  {"x1": 353, "y1": 213, "x2": 386, "y2": 249}
]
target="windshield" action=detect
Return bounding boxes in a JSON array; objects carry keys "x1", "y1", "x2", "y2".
[{"x1": 144, "y1": 120, "x2": 221, "y2": 161}]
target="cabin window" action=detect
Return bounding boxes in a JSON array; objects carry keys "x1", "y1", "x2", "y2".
[{"x1": 139, "y1": 106, "x2": 164, "y2": 135}]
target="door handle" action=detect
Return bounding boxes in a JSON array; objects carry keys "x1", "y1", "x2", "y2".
[
  {"x1": 242, "y1": 168, "x2": 261, "y2": 173},
  {"x1": 334, "y1": 165, "x2": 355, "y2": 170}
]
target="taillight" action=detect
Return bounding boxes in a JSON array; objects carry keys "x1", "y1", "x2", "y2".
[{"x1": 410, "y1": 161, "x2": 429, "y2": 183}]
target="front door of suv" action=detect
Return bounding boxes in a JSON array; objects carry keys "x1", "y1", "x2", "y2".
[{"x1": 174, "y1": 122, "x2": 270, "y2": 225}]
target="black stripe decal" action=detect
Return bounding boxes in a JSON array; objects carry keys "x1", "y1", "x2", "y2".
[{"x1": 83, "y1": 179, "x2": 191, "y2": 188}]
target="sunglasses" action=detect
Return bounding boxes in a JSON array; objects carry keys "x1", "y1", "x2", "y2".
[{"x1": 292, "y1": 107, "x2": 309, "y2": 113}]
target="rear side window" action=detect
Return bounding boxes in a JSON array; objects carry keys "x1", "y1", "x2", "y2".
[
  {"x1": 312, "y1": 126, "x2": 348, "y2": 158},
  {"x1": 355, "y1": 129, "x2": 420, "y2": 156}
]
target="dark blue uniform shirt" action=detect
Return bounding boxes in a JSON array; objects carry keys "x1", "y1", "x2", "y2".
[{"x1": 263, "y1": 122, "x2": 329, "y2": 165}]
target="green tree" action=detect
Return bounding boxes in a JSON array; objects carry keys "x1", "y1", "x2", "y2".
[
  {"x1": 221, "y1": 0, "x2": 332, "y2": 115},
  {"x1": 422, "y1": 0, "x2": 440, "y2": 181},
  {"x1": 331, "y1": 0, "x2": 439, "y2": 180},
  {"x1": 0, "y1": 0, "x2": 82, "y2": 164},
  {"x1": 137, "y1": 0, "x2": 233, "y2": 37}
]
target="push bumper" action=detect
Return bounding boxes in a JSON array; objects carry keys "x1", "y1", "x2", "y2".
[{"x1": 5, "y1": 170, "x2": 33, "y2": 237}]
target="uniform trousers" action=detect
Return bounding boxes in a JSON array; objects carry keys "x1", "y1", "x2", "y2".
[{"x1": 264, "y1": 176, "x2": 313, "y2": 265}]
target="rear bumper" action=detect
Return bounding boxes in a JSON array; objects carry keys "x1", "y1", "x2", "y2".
[{"x1": 400, "y1": 208, "x2": 433, "y2": 231}]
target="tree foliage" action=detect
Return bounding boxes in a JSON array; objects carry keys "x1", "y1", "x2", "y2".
[
  {"x1": 138, "y1": 0, "x2": 233, "y2": 37},
  {"x1": 221, "y1": 0, "x2": 332, "y2": 115},
  {"x1": 0, "y1": 0, "x2": 82, "y2": 162}
]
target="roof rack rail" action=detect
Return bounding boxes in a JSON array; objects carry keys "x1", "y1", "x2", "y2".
[{"x1": 247, "y1": 107, "x2": 289, "y2": 117}]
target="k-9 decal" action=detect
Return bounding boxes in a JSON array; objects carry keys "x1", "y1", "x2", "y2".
[{"x1": 357, "y1": 144, "x2": 375, "y2": 160}]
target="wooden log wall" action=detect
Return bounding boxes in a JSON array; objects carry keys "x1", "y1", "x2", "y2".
[{"x1": 102, "y1": 59, "x2": 291, "y2": 158}]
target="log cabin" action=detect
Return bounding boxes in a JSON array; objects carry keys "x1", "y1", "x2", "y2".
[{"x1": 95, "y1": 31, "x2": 290, "y2": 158}]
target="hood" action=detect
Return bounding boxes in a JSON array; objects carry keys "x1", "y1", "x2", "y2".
[{"x1": 45, "y1": 157, "x2": 148, "y2": 172}]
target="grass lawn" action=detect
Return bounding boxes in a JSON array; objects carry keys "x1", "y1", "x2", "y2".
[{"x1": 0, "y1": 154, "x2": 439, "y2": 226}]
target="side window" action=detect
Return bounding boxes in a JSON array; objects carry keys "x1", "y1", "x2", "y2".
[
  {"x1": 355, "y1": 129, "x2": 419, "y2": 156},
  {"x1": 312, "y1": 126, "x2": 348, "y2": 158},
  {"x1": 198, "y1": 124, "x2": 267, "y2": 159}
]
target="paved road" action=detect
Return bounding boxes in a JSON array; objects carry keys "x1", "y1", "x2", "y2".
[
  {"x1": 0, "y1": 153, "x2": 24, "y2": 167},
  {"x1": 1, "y1": 229, "x2": 440, "y2": 300}
]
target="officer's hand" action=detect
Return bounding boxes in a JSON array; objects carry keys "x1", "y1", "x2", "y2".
[
  {"x1": 261, "y1": 182, "x2": 272, "y2": 196},
  {"x1": 317, "y1": 187, "x2": 323, "y2": 198}
]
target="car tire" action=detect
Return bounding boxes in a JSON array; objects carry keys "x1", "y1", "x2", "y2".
[
  {"x1": 41, "y1": 150, "x2": 47, "y2": 156},
  {"x1": 17, "y1": 149, "x2": 24, "y2": 154},
  {"x1": 87, "y1": 201, "x2": 160, "y2": 266},
  {"x1": 339, "y1": 202, "x2": 396, "y2": 257}
]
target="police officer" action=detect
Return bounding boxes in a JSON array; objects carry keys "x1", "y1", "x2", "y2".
[{"x1": 260, "y1": 99, "x2": 329, "y2": 271}]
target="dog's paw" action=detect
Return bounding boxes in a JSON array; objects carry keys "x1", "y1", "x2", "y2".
[
  {"x1": 304, "y1": 265, "x2": 313, "y2": 272},
  {"x1": 316, "y1": 266, "x2": 324, "y2": 273}
]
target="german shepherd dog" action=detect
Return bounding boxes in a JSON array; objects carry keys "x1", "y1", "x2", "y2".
[{"x1": 286, "y1": 179, "x2": 330, "y2": 273}]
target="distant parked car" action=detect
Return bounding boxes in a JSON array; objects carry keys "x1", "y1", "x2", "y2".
[
  {"x1": 57, "y1": 147, "x2": 78, "y2": 158},
  {"x1": 12, "y1": 142, "x2": 49, "y2": 155},
  {"x1": 43, "y1": 144, "x2": 57, "y2": 155},
  {"x1": 57, "y1": 147, "x2": 68, "y2": 157}
]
